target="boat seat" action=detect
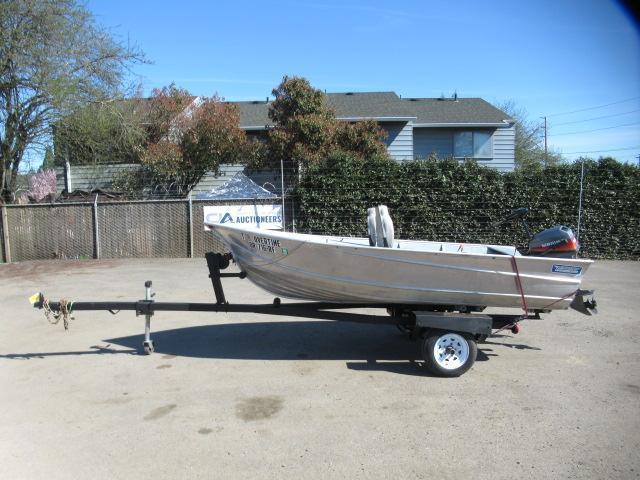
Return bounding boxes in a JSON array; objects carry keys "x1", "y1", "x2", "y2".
[
  {"x1": 367, "y1": 205, "x2": 395, "y2": 248},
  {"x1": 367, "y1": 207, "x2": 377, "y2": 246}
]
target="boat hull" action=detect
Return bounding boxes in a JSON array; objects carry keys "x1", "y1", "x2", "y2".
[{"x1": 207, "y1": 224, "x2": 593, "y2": 311}]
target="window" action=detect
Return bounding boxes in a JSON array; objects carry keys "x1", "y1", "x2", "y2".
[
  {"x1": 453, "y1": 132, "x2": 473, "y2": 157},
  {"x1": 473, "y1": 132, "x2": 492, "y2": 158},
  {"x1": 453, "y1": 131, "x2": 493, "y2": 159}
]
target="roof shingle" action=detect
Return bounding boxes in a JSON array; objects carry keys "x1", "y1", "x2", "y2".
[{"x1": 232, "y1": 92, "x2": 512, "y2": 128}]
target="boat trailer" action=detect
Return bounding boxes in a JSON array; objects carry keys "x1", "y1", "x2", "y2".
[{"x1": 31, "y1": 253, "x2": 597, "y2": 377}]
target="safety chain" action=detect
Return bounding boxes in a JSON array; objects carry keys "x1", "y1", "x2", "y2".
[{"x1": 43, "y1": 299, "x2": 74, "y2": 330}]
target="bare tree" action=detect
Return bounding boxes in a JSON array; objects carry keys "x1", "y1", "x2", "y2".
[
  {"x1": 499, "y1": 101, "x2": 562, "y2": 168},
  {"x1": 0, "y1": 0, "x2": 146, "y2": 201}
]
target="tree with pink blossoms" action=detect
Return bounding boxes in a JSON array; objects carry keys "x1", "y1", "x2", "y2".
[{"x1": 21, "y1": 170, "x2": 57, "y2": 202}]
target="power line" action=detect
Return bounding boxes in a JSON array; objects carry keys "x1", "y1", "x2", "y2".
[
  {"x1": 549, "y1": 121, "x2": 640, "y2": 137},
  {"x1": 560, "y1": 146, "x2": 640, "y2": 154},
  {"x1": 547, "y1": 96, "x2": 640, "y2": 117},
  {"x1": 552, "y1": 108, "x2": 640, "y2": 126}
]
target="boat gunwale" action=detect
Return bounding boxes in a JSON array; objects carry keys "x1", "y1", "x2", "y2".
[{"x1": 205, "y1": 222, "x2": 594, "y2": 266}]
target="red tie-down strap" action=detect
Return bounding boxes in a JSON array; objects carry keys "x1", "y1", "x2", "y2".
[
  {"x1": 510, "y1": 256, "x2": 529, "y2": 318},
  {"x1": 542, "y1": 290, "x2": 579, "y2": 310}
]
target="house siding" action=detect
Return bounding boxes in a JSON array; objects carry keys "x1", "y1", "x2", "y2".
[
  {"x1": 491, "y1": 125, "x2": 516, "y2": 172},
  {"x1": 55, "y1": 164, "x2": 140, "y2": 193},
  {"x1": 55, "y1": 163, "x2": 282, "y2": 197},
  {"x1": 382, "y1": 122, "x2": 414, "y2": 161},
  {"x1": 191, "y1": 164, "x2": 245, "y2": 194}
]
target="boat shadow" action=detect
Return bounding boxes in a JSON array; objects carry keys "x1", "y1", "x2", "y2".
[
  {"x1": 107, "y1": 321, "x2": 425, "y2": 362},
  {"x1": 107, "y1": 320, "x2": 498, "y2": 377},
  {"x1": 1, "y1": 321, "x2": 534, "y2": 376}
]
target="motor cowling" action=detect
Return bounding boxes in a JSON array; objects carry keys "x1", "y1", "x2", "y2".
[{"x1": 528, "y1": 225, "x2": 579, "y2": 258}]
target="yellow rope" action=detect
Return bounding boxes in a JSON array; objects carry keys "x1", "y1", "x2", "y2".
[{"x1": 42, "y1": 298, "x2": 74, "y2": 330}]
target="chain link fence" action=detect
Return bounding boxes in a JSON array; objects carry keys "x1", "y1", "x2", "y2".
[
  {"x1": 0, "y1": 198, "x2": 282, "y2": 262},
  {"x1": 98, "y1": 201, "x2": 189, "y2": 258},
  {"x1": 2, "y1": 203, "x2": 94, "y2": 262}
]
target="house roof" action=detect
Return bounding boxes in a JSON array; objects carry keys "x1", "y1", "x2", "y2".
[
  {"x1": 401, "y1": 97, "x2": 512, "y2": 125},
  {"x1": 232, "y1": 92, "x2": 513, "y2": 129},
  {"x1": 235, "y1": 101, "x2": 272, "y2": 129},
  {"x1": 327, "y1": 92, "x2": 413, "y2": 120}
]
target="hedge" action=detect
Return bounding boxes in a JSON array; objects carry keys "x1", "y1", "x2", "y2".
[{"x1": 293, "y1": 154, "x2": 639, "y2": 260}]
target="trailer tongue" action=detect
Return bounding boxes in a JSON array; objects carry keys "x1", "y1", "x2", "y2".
[{"x1": 30, "y1": 253, "x2": 596, "y2": 378}]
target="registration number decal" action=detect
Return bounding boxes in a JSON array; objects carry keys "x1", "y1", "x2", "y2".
[{"x1": 241, "y1": 233, "x2": 281, "y2": 254}]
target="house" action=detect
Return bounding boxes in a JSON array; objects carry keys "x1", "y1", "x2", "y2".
[
  {"x1": 234, "y1": 92, "x2": 516, "y2": 171},
  {"x1": 54, "y1": 91, "x2": 516, "y2": 195}
]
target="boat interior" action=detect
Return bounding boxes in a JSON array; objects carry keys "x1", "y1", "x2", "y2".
[{"x1": 323, "y1": 205, "x2": 520, "y2": 256}]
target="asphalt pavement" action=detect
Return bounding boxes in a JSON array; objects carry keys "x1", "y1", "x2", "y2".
[{"x1": 0, "y1": 258, "x2": 638, "y2": 479}]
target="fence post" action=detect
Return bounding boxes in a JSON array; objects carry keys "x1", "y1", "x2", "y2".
[
  {"x1": 64, "y1": 160, "x2": 72, "y2": 192},
  {"x1": 188, "y1": 195, "x2": 194, "y2": 258},
  {"x1": 1, "y1": 206, "x2": 11, "y2": 263},
  {"x1": 280, "y1": 158, "x2": 286, "y2": 231},
  {"x1": 93, "y1": 194, "x2": 100, "y2": 259}
]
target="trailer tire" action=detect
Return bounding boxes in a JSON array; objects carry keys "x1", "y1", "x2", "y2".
[{"x1": 422, "y1": 330, "x2": 477, "y2": 377}]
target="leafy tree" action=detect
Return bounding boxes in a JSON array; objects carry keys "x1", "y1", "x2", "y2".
[
  {"x1": 0, "y1": 0, "x2": 145, "y2": 202},
  {"x1": 114, "y1": 85, "x2": 250, "y2": 197},
  {"x1": 41, "y1": 146, "x2": 55, "y2": 170},
  {"x1": 53, "y1": 99, "x2": 147, "y2": 165},
  {"x1": 143, "y1": 84, "x2": 194, "y2": 144},
  {"x1": 499, "y1": 101, "x2": 562, "y2": 169},
  {"x1": 269, "y1": 77, "x2": 331, "y2": 125},
  {"x1": 262, "y1": 76, "x2": 389, "y2": 173},
  {"x1": 335, "y1": 120, "x2": 390, "y2": 160}
]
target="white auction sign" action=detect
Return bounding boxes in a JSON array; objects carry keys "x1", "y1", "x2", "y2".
[{"x1": 203, "y1": 204, "x2": 283, "y2": 230}]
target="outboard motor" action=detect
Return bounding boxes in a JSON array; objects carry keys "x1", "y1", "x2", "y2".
[
  {"x1": 528, "y1": 225, "x2": 579, "y2": 258},
  {"x1": 498, "y1": 208, "x2": 580, "y2": 258}
]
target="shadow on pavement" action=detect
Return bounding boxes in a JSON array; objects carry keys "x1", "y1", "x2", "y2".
[
  {"x1": 346, "y1": 359, "x2": 430, "y2": 377},
  {"x1": 0, "y1": 344, "x2": 137, "y2": 360},
  {"x1": 1, "y1": 321, "x2": 531, "y2": 375},
  {"x1": 105, "y1": 321, "x2": 422, "y2": 361},
  {"x1": 482, "y1": 340, "x2": 541, "y2": 351}
]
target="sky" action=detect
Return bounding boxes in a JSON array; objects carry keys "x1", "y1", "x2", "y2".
[{"x1": 87, "y1": 0, "x2": 640, "y2": 164}]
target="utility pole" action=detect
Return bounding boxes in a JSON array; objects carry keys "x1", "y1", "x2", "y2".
[{"x1": 542, "y1": 116, "x2": 548, "y2": 167}]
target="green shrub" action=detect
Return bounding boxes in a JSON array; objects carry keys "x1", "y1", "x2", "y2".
[{"x1": 293, "y1": 156, "x2": 639, "y2": 260}]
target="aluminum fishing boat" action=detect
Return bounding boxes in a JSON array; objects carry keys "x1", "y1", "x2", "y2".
[
  {"x1": 206, "y1": 207, "x2": 593, "y2": 312},
  {"x1": 30, "y1": 206, "x2": 595, "y2": 377}
]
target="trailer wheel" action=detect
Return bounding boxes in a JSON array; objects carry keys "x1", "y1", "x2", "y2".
[{"x1": 422, "y1": 331, "x2": 477, "y2": 377}]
